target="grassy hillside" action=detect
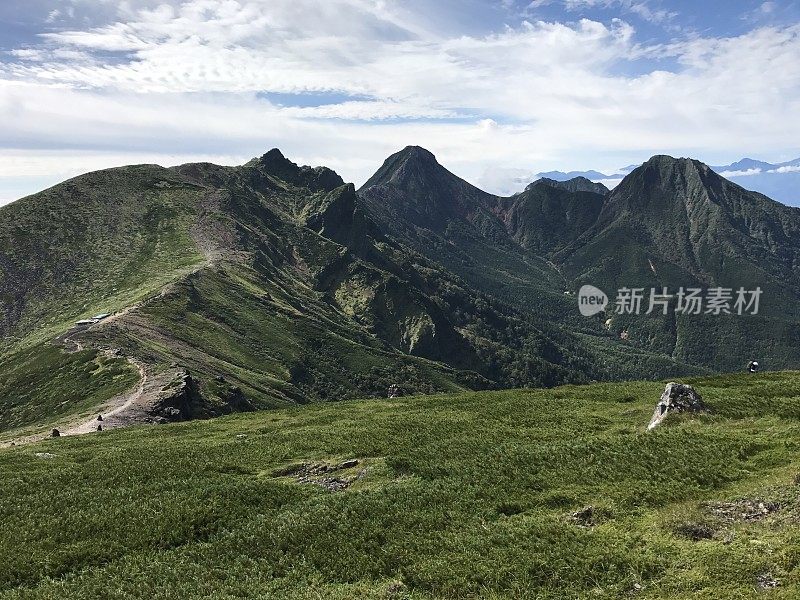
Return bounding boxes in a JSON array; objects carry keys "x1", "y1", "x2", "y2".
[
  {"x1": 0, "y1": 165, "x2": 208, "y2": 352},
  {"x1": 1, "y1": 372, "x2": 799, "y2": 598},
  {"x1": 0, "y1": 344, "x2": 138, "y2": 433},
  {"x1": 0, "y1": 152, "x2": 523, "y2": 431},
  {"x1": 83, "y1": 261, "x2": 473, "y2": 408}
]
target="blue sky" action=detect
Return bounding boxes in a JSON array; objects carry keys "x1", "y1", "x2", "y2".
[{"x1": 0, "y1": 0, "x2": 799, "y2": 202}]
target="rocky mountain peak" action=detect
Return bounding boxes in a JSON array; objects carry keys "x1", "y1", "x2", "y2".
[
  {"x1": 399, "y1": 145, "x2": 437, "y2": 162},
  {"x1": 359, "y1": 145, "x2": 442, "y2": 191},
  {"x1": 640, "y1": 154, "x2": 711, "y2": 180},
  {"x1": 253, "y1": 148, "x2": 298, "y2": 178},
  {"x1": 247, "y1": 149, "x2": 344, "y2": 192},
  {"x1": 608, "y1": 155, "x2": 720, "y2": 209}
]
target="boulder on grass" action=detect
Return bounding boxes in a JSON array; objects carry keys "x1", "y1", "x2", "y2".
[{"x1": 648, "y1": 382, "x2": 707, "y2": 430}]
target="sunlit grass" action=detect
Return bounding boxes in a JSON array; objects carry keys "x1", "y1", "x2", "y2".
[{"x1": 0, "y1": 372, "x2": 798, "y2": 598}]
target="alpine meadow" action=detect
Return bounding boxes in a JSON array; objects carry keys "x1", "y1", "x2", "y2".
[{"x1": 1, "y1": 1, "x2": 800, "y2": 598}]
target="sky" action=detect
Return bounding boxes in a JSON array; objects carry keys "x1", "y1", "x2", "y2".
[{"x1": 0, "y1": 0, "x2": 799, "y2": 203}]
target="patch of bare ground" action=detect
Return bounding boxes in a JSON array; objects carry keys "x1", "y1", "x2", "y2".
[
  {"x1": 0, "y1": 358, "x2": 195, "y2": 447},
  {"x1": 4, "y1": 278, "x2": 226, "y2": 447},
  {"x1": 189, "y1": 188, "x2": 243, "y2": 265},
  {"x1": 272, "y1": 459, "x2": 367, "y2": 491},
  {"x1": 671, "y1": 488, "x2": 795, "y2": 543},
  {"x1": 704, "y1": 498, "x2": 781, "y2": 524},
  {"x1": 757, "y1": 572, "x2": 781, "y2": 590}
]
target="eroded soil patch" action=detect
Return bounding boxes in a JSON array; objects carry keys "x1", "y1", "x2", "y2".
[
  {"x1": 704, "y1": 498, "x2": 780, "y2": 523},
  {"x1": 273, "y1": 459, "x2": 367, "y2": 491}
]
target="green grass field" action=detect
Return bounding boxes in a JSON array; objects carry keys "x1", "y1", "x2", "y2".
[{"x1": 1, "y1": 372, "x2": 799, "y2": 599}]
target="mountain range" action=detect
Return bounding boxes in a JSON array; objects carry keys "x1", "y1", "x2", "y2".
[
  {"x1": 536, "y1": 156, "x2": 800, "y2": 206},
  {"x1": 1, "y1": 146, "x2": 799, "y2": 436}
]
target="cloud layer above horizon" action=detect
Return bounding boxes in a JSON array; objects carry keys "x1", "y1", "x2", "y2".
[{"x1": 1, "y1": 0, "x2": 799, "y2": 201}]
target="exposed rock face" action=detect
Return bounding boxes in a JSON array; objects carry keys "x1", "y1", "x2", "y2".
[
  {"x1": 146, "y1": 371, "x2": 255, "y2": 424},
  {"x1": 251, "y1": 148, "x2": 344, "y2": 192},
  {"x1": 648, "y1": 382, "x2": 707, "y2": 430},
  {"x1": 303, "y1": 183, "x2": 374, "y2": 253},
  {"x1": 146, "y1": 371, "x2": 201, "y2": 423}
]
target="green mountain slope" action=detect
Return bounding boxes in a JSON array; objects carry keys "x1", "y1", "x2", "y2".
[
  {"x1": 357, "y1": 147, "x2": 696, "y2": 380},
  {"x1": 359, "y1": 149, "x2": 800, "y2": 375},
  {"x1": 3, "y1": 149, "x2": 639, "y2": 438},
  {"x1": 1, "y1": 153, "x2": 500, "y2": 434},
  {"x1": 559, "y1": 156, "x2": 800, "y2": 296},
  {"x1": 358, "y1": 146, "x2": 568, "y2": 314},
  {"x1": 0, "y1": 164, "x2": 208, "y2": 350},
  {"x1": 2, "y1": 147, "x2": 799, "y2": 437},
  {"x1": 498, "y1": 180, "x2": 606, "y2": 255},
  {"x1": 1, "y1": 372, "x2": 799, "y2": 598},
  {"x1": 534, "y1": 175, "x2": 609, "y2": 195},
  {"x1": 555, "y1": 156, "x2": 800, "y2": 370}
]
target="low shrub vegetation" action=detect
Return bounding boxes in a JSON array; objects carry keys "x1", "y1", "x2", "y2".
[{"x1": 0, "y1": 372, "x2": 799, "y2": 598}]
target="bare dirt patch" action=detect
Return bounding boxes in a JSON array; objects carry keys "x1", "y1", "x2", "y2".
[
  {"x1": 273, "y1": 459, "x2": 367, "y2": 491},
  {"x1": 704, "y1": 498, "x2": 780, "y2": 524}
]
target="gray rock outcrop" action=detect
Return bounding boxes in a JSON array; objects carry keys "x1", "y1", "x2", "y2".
[{"x1": 648, "y1": 382, "x2": 707, "y2": 430}]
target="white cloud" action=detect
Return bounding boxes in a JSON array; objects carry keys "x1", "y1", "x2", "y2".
[
  {"x1": 8, "y1": 5, "x2": 640, "y2": 106},
  {"x1": 0, "y1": 0, "x2": 799, "y2": 197},
  {"x1": 279, "y1": 101, "x2": 460, "y2": 121},
  {"x1": 475, "y1": 165, "x2": 535, "y2": 196},
  {"x1": 719, "y1": 168, "x2": 763, "y2": 178},
  {"x1": 529, "y1": 0, "x2": 676, "y2": 24},
  {"x1": 718, "y1": 165, "x2": 800, "y2": 177},
  {"x1": 597, "y1": 177, "x2": 623, "y2": 189},
  {"x1": 8, "y1": 48, "x2": 93, "y2": 62}
]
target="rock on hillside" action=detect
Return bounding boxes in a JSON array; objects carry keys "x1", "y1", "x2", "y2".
[{"x1": 648, "y1": 382, "x2": 708, "y2": 430}]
